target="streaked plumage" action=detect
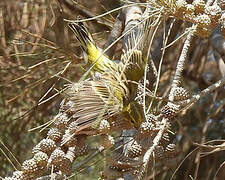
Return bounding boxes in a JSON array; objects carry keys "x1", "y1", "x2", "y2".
[
  {"x1": 66, "y1": 21, "x2": 148, "y2": 132},
  {"x1": 68, "y1": 22, "x2": 118, "y2": 73},
  {"x1": 63, "y1": 71, "x2": 130, "y2": 134}
]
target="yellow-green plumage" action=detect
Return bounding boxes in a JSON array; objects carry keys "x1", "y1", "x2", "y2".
[
  {"x1": 122, "y1": 101, "x2": 144, "y2": 128},
  {"x1": 68, "y1": 22, "x2": 118, "y2": 73},
  {"x1": 121, "y1": 49, "x2": 146, "y2": 83},
  {"x1": 67, "y1": 22, "x2": 147, "y2": 130}
]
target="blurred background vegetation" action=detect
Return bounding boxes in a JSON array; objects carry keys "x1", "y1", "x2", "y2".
[{"x1": 0, "y1": 0, "x2": 225, "y2": 179}]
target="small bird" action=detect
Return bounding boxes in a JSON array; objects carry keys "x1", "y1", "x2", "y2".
[{"x1": 66, "y1": 21, "x2": 147, "y2": 131}]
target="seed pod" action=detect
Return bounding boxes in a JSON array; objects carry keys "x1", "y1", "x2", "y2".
[
  {"x1": 161, "y1": 103, "x2": 180, "y2": 118},
  {"x1": 109, "y1": 161, "x2": 141, "y2": 175},
  {"x1": 33, "y1": 151, "x2": 48, "y2": 169},
  {"x1": 22, "y1": 158, "x2": 39, "y2": 177},
  {"x1": 176, "y1": 0, "x2": 187, "y2": 11},
  {"x1": 3, "y1": 177, "x2": 19, "y2": 180},
  {"x1": 186, "y1": 4, "x2": 195, "y2": 15},
  {"x1": 48, "y1": 147, "x2": 73, "y2": 175},
  {"x1": 192, "y1": 0, "x2": 205, "y2": 13},
  {"x1": 173, "y1": 87, "x2": 190, "y2": 101},
  {"x1": 138, "y1": 120, "x2": 155, "y2": 138},
  {"x1": 12, "y1": 171, "x2": 30, "y2": 180},
  {"x1": 47, "y1": 128, "x2": 62, "y2": 142},
  {"x1": 58, "y1": 157, "x2": 72, "y2": 175},
  {"x1": 195, "y1": 14, "x2": 211, "y2": 28},
  {"x1": 127, "y1": 141, "x2": 143, "y2": 158},
  {"x1": 53, "y1": 113, "x2": 70, "y2": 129},
  {"x1": 205, "y1": 4, "x2": 222, "y2": 26},
  {"x1": 48, "y1": 147, "x2": 65, "y2": 165},
  {"x1": 32, "y1": 138, "x2": 56, "y2": 155}
]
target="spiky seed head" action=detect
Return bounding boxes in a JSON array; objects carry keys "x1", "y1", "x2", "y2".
[
  {"x1": 3, "y1": 177, "x2": 18, "y2": 180},
  {"x1": 147, "y1": 113, "x2": 157, "y2": 122},
  {"x1": 137, "y1": 114, "x2": 159, "y2": 138},
  {"x1": 97, "y1": 119, "x2": 111, "y2": 134},
  {"x1": 61, "y1": 129, "x2": 77, "y2": 147},
  {"x1": 183, "y1": 4, "x2": 195, "y2": 21},
  {"x1": 127, "y1": 141, "x2": 143, "y2": 158},
  {"x1": 48, "y1": 148, "x2": 73, "y2": 175},
  {"x1": 48, "y1": 147, "x2": 65, "y2": 165},
  {"x1": 186, "y1": 4, "x2": 195, "y2": 14},
  {"x1": 205, "y1": 4, "x2": 222, "y2": 23},
  {"x1": 100, "y1": 134, "x2": 115, "y2": 149},
  {"x1": 53, "y1": 113, "x2": 70, "y2": 129},
  {"x1": 34, "y1": 139, "x2": 56, "y2": 155},
  {"x1": 58, "y1": 157, "x2": 72, "y2": 175},
  {"x1": 47, "y1": 128, "x2": 62, "y2": 142},
  {"x1": 138, "y1": 121, "x2": 155, "y2": 138},
  {"x1": 192, "y1": 0, "x2": 205, "y2": 13},
  {"x1": 176, "y1": 0, "x2": 187, "y2": 11},
  {"x1": 161, "y1": 103, "x2": 180, "y2": 118},
  {"x1": 32, "y1": 143, "x2": 41, "y2": 154},
  {"x1": 22, "y1": 159, "x2": 39, "y2": 176},
  {"x1": 33, "y1": 151, "x2": 48, "y2": 169},
  {"x1": 12, "y1": 171, "x2": 30, "y2": 180},
  {"x1": 173, "y1": 87, "x2": 190, "y2": 101},
  {"x1": 195, "y1": 14, "x2": 211, "y2": 28}
]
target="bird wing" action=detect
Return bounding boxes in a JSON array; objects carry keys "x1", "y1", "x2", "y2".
[{"x1": 63, "y1": 75, "x2": 124, "y2": 134}]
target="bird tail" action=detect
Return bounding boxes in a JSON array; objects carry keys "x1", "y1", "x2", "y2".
[
  {"x1": 68, "y1": 22, "x2": 95, "y2": 54},
  {"x1": 68, "y1": 21, "x2": 119, "y2": 73}
]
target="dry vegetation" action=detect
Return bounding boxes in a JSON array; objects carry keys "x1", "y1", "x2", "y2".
[{"x1": 1, "y1": 0, "x2": 225, "y2": 179}]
